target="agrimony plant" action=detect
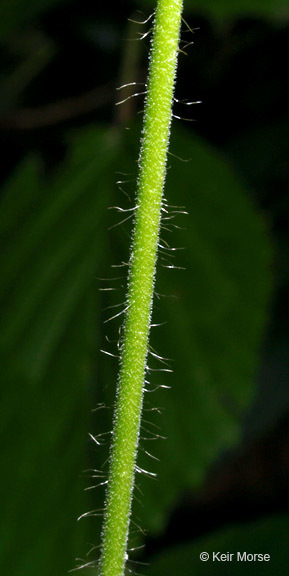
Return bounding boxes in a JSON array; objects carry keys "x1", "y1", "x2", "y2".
[{"x1": 98, "y1": 1, "x2": 183, "y2": 575}]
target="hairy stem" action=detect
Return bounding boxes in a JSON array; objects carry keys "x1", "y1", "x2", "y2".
[{"x1": 99, "y1": 1, "x2": 183, "y2": 575}]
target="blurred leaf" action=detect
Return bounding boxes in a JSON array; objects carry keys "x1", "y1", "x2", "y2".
[
  {"x1": 0, "y1": 126, "x2": 119, "y2": 575},
  {"x1": 226, "y1": 119, "x2": 289, "y2": 219},
  {"x1": 142, "y1": 515, "x2": 289, "y2": 575},
  {"x1": 225, "y1": 119, "x2": 289, "y2": 439},
  {"x1": 106, "y1": 124, "x2": 272, "y2": 534},
  {"x1": 0, "y1": 121, "x2": 272, "y2": 573}
]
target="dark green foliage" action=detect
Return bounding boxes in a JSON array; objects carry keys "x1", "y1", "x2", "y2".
[
  {"x1": 142, "y1": 515, "x2": 289, "y2": 576},
  {"x1": 113, "y1": 125, "x2": 272, "y2": 533},
  {"x1": 0, "y1": 128, "x2": 118, "y2": 575},
  {"x1": 0, "y1": 124, "x2": 272, "y2": 572}
]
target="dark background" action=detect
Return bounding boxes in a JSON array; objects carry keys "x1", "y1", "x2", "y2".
[{"x1": 0, "y1": 1, "x2": 288, "y2": 574}]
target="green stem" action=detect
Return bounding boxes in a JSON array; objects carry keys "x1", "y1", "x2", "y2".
[{"x1": 99, "y1": 1, "x2": 183, "y2": 575}]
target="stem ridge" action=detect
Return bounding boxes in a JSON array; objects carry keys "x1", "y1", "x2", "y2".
[{"x1": 99, "y1": 2, "x2": 183, "y2": 575}]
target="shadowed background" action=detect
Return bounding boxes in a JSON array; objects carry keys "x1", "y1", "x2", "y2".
[{"x1": 0, "y1": 0, "x2": 288, "y2": 574}]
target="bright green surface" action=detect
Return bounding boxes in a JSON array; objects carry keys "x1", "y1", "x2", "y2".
[{"x1": 99, "y1": 1, "x2": 183, "y2": 575}]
